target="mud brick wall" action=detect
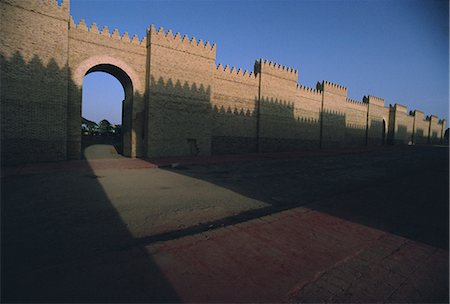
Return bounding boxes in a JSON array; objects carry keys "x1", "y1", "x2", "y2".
[
  {"x1": 256, "y1": 60, "x2": 304, "y2": 152},
  {"x1": 211, "y1": 65, "x2": 259, "y2": 154},
  {"x1": 412, "y1": 110, "x2": 429, "y2": 144},
  {"x1": 319, "y1": 81, "x2": 348, "y2": 148},
  {"x1": 292, "y1": 85, "x2": 322, "y2": 149},
  {"x1": 388, "y1": 104, "x2": 414, "y2": 144},
  {"x1": 366, "y1": 96, "x2": 389, "y2": 145},
  {"x1": 67, "y1": 17, "x2": 147, "y2": 158},
  {"x1": 0, "y1": 0, "x2": 69, "y2": 165},
  {"x1": 146, "y1": 25, "x2": 216, "y2": 157},
  {"x1": 0, "y1": 0, "x2": 446, "y2": 165}
]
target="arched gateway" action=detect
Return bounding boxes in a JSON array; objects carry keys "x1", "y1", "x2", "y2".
[
  {"x1": 70, "y1": 56, "x2": 144, "y2": 159},
  {"x1": 67, "y1": 22, "x2": 147, "y2": 159},
  {"x1": 0, "y1": 0, "x2": 446, "y2": 165}
]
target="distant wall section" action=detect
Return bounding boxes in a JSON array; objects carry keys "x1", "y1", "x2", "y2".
[
  {"x1": 211, "y1": 65, "x2": 259, "y2": 154},
  {"x1": 256, "y1": 60, "x2": 310, "y2": 152},
  {"x1": 366, "y1": 96, "x2": 389, "y2": 146},
  {"x1": 0, "y1": 1, "x2": 447, "y2": 166},
  {"x1": 412, "y1": 110, "x2": 429, "y2": 144},
  {"x1": 146, "y1": 26, "x2": 216, "y2": 157}
]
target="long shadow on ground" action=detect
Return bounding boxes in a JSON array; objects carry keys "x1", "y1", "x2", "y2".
[
  {"x1": 1, "y1": 160, "x2": 179, "y2": 302},
  {"x1": 2, "y1": 146, "x2": 448, "y2": 302},
  {"x1": 157, "y1": 146, "x2": 449, "y2": 250}
]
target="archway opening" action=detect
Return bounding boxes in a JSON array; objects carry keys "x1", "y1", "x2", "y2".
[{"x1": 81, "y1": 64, "x2": 133, "y2": 159}]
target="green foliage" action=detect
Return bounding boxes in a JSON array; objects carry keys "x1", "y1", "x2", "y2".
[{"x1": 99, "y1": 119, "x2": 112, "y2": 135}]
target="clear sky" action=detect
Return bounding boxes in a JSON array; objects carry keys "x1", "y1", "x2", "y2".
[{"x1": 71, "y1": 0, "x2": 449, "y2": 125}]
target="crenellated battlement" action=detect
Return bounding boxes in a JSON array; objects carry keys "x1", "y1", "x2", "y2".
[
  {"x1": 426, "y1": 114, "x2": 439, "y2": 121},
  {"x1": 318, "y1": 80, "x2": 348, "y2": 97},
  {"x1": 254, "y1": 59, "x2": 298, "y2": 82},
  {"x1": 346, "y1": 98, "x2": 368, "y2": 108},
  {"x1": 216, "y1": 64, "x2": 257, "y2": 78},
  {"x1": 411, "y1": 110, "x2": 425, "y2": 120},
  {"x1": 69, "y1": 17, "x2": 147, "y2": 46},
  {"x1": 2, "y1": 0, "x2": 447, "y2": 165},
  {"x1": 363, "y1": 95, "x2": 385, "y2": 107},
  {"x1": 148, "y1": 24, "x2": 216, "y2": 60},
  {"x1": 393, "y1": 103, "x2": 408, "y2": 114},
  {"x1": 214, "y1": 63, "x2": 258, "y2": 85},
  {"x1": 296, "y1": 84, "x2": 321, "y2": 95}
]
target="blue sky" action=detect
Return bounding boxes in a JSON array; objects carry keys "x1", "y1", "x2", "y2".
[{"x1": 72, "y1": 0, "x2": 449, "y2": 125}]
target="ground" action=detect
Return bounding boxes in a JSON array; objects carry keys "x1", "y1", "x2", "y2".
[{"x1": 1, "y1": 145, "x2": 448, "y2": 303}]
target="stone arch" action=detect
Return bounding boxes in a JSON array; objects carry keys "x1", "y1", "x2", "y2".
[
  {"x1": 68, "y1": 56, "x2": 144, "y2": 159},
  {"x1": 72, "y1": 56, "x2": 143, "y2": 93}
]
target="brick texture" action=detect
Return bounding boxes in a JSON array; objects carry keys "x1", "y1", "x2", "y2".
[{"x1": 0, "y1": 0, "x2": 446, "y2": 165}]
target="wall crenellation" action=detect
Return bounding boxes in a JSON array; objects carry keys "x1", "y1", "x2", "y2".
[
  {"x1": 410, "y1": 110, "x2": 428, "y2": 122},
  {"x1": 364, "y1": 95, "x2": 385, "y2": 107},
  {"x1": 346, "y1": 97, "x2": 367, "y2": 107},
  {"x1": 254, "y1": 59, "x2": 298, "y2": 82},
  {"x1": 1, "y1": 0, "x2": 447, "y2": 165},
  {"x1": 261, "y1": 59, "x2": 297, "y2": 74},
  {"x1": 320, "y1": 80, "x2": 348, "y2": 96},
  {"x1": 148, "y1": 24, "x2": 216, "y2": 59},
  {"x1": 69, "y1": 17, "x2": 147, "y2": 46},
  {"x1": 296, "y1": 84, "x2": 321, "y2": 95},
  {"x1": 425, "y1": 115, "x2": 447, "y2": 125},
  {"x1": 216, "y1": 63, "x2": 257, "y2": 79},
  {"x1": 393, "y1": 103, "x2": 408, "y2": 114},
  {"x1": 325, "y1": 80, "x2": 346, "y2": 90}
]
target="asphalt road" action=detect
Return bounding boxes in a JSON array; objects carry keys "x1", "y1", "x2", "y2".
[{"x1": 1, "y1": 145, "x2": 448, "y2": 302}]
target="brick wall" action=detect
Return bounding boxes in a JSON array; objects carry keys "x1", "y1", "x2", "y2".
[
  {"x1": 211, "y1": 65, "x2": 259, "y2": 154},
  {"x1": 366, "y1": 96, "x2": 389, "y2": 146},
  {"x1": 428, "y1": 115, "x2": 443, "y2": 144},
  {"x1": 388, "y1": 104, "x2": 414, "y2": 144},
  {"x1": 344, "y1": 99, "x2": 368, "y2": 147},
  {"x1": 256, "y1": 60, "x2": 305, "y2": 152},
  {"x1": 67, "y1": 17, "x2": 147, "y2": 159},
  {"x1": 293, "y1": 85, "x2": 322, "y2": 149},
  {"x1": 412, "y1": 110, "x2": 429, "y2": 144},
  {"x1": 320, "y1": 81, "x2": 348, "y2": 148},
  {"x1": 1, "y1": 0, "x2": 446, "y2": 165},
  {"x1": 0, "y1": 0, "x2": 69, "y2": 165},
  {"x1": 146, "y1": 26, "x2": 216, "y2": 157}
]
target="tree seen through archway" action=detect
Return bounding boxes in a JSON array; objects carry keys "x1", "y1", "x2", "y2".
[{"x1": 81, "y1": 71, "x2": 125, "y2": 159}]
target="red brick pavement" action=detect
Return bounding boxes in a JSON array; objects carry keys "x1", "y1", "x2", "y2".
[
  {"x1": 2, "y1": 147, "x2": 448, "y2": 302},
  {"x1": 145, "y1": 207, "x2": 449, "y2": 303}
]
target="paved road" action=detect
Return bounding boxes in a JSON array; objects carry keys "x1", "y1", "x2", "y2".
[
  {"x1": 83, "y1": 144, "x2": 125, "y2": 159},
  {"x1": 82, "y1": 135, "x2": 124, "y2": 160},
  {"x1": 147, "y1": 207, "x2": 448, "y2": 303},
  {"x1": 1, "y1": 146, "x2": 448, "y2": 302}
]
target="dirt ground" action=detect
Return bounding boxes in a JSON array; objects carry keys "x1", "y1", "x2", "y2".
[{"x1": 1, "y1": 145, "x2": 448, "y2": 302}]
